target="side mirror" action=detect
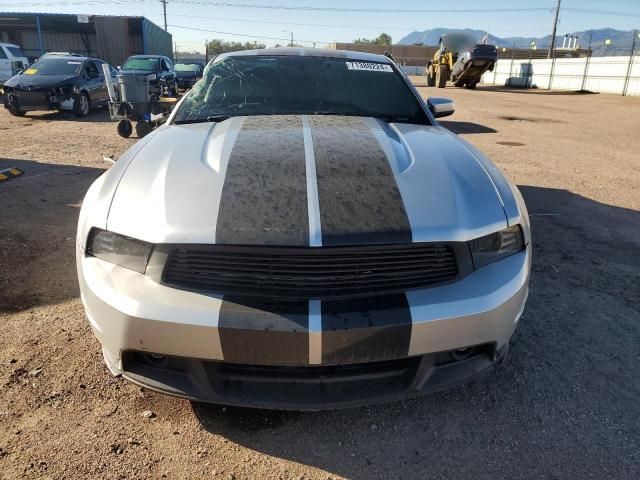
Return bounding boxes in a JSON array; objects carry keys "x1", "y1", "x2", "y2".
[
  {"x1": 88, "y1": 71, "x2": 99, "y2": 79},
  {"x1": 428, "y1": 97, "x2": 455, "y2": 118}
]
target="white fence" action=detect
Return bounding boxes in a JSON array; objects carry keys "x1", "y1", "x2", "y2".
[{"x1": 480, "y1": 55, "x2": 640, "y2": 96}]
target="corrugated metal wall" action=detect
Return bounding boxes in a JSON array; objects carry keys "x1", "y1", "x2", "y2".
[
  {"x1": 142, "y1": 18, "x2": 172, "y2": 59},
  {"x1": 94, "y1": 16, "x2": 130, "y2": 66},
  {"x1": 18, "y1": 30, "x2": 97, "y2": 59},
  {"x1": 0, "y1": 15, "x2": 170, "y2": 65}
]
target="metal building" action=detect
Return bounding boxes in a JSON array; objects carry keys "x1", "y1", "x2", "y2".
[{"x1": 0, "y1": 12, "x2": 172, "y2": 66}]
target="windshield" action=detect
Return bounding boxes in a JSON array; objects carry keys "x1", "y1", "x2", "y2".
[
  {"x1": 175, "y1": 63, "x2": 202, "y2": 72},
  {"x1": 173, "y1": 56, "x2": 428, "y2": 124},
  {"x1": 22, "y1": 58, "x2": 83, "y2": 76},
  {"x1": 122, "y1": 57, "x2": 159, "y2": 71},
  {"x1": 7, "y1": 46, "x2": 24, "y2": 58}
]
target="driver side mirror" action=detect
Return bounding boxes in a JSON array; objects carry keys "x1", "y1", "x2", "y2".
[{"x1": 428, "y1": 97, "x2": 455, "y2": 118}]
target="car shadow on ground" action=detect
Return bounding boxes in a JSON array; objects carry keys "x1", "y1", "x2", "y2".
[
  {"x1": 0, "y1": 158, "x2": 105, "y2": 311},
  {"x1": 439, "y1": 120, "x2": 497, "y2": 134},
  {"x1": 17, "y1": 108, "x2": 112, "y2": 123},
  {"x1": 478, "y1": 85, "x2": 599, "y2": 96},
  {"x1": 190, "y1": 185, "x2": 640, "y2": 479}
]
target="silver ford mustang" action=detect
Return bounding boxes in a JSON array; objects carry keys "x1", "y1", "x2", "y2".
[{"x1": 76, "y1": 48, "x2": 530, "y2": 410}]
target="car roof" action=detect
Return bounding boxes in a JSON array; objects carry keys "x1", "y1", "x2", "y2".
[
  {"x1": 41, "y1": 55, "x2": 89, "y2": 61},
  {"x1": 217, "y1": 47, "x2": 392, "y2": 64},
  {"x1": 128, "y1": 55, "x2": 166, "y2": 59}
]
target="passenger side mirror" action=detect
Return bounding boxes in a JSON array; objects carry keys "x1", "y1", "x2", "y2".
[{"x1": 428, "y1": 97, "x2": 455, "y2": 118}]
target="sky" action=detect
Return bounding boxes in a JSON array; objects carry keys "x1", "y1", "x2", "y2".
[{"x1": 0, "y1": 0, "x2": 639, "y2": 52}]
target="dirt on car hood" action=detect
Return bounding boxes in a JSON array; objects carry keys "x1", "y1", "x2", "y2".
[{"x1": 106, "y1": 115, "x2": 509, "y2": 246}]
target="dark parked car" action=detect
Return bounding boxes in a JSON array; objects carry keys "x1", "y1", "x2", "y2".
[
  {"x1": 450, "y1": 43, "x2": 498, "y2": 89},
  {"x1": 174, "y1": 61, "x2": 204, "y2": 90},
  {"x1": 3, "y1": 55, "x2": 116, "y2": 117},
  {"x1": 119, "y1": 55, "x2": 178, "y2": 97}
]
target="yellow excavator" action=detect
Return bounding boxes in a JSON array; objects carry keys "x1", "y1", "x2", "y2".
[{"x1": 426, "y1": 33, "x2": 497, "y2": 89}]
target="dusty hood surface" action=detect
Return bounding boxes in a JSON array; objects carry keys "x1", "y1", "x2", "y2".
[{"x1": 107, "y1": 115, "x2": 508, "y2": 246}]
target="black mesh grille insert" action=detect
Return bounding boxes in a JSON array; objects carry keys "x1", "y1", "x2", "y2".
[{"x1": 162, "y1": 243, "x2": 458, "y2": 300}]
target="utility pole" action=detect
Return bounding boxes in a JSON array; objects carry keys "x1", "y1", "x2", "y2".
[
  {"x1": 161, "y1": 0, "x2": 168, "y2": 31},
  {"x1": 622, "y1": 29, "x2": 638, "y2": 96},
  {"x1": 547, "y1": 0, "x2": 561, "y2": 59},
  {"x1": 282, "y1": 30, "x2": 294, "y2": 47}
]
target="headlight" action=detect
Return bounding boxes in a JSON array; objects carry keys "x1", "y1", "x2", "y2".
[
  {"x1": 87, "y1": 229, "x2": 153, "y2": 273},
  {"x1": 469, "y1": 225, "x2": 524, "y2": 268},
  {"x1": 147, "y1": 73, "x2": 157, "y2": 81}
]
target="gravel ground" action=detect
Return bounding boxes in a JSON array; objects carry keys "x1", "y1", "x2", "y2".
[{"x1": 0, "y1": 85, "x2": 639, "y2": 480}]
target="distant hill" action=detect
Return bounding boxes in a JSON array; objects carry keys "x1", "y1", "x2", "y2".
[{"x1": 398, "y1": 28, "x2": 637, "y2": 55}]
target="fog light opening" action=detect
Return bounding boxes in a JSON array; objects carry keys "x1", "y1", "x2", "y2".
[
  {"x1": 451, "y1": 347, "x2": 475, "y2": 362},
  {"x1": 144, "y1": 353, "x2": 169, "y2": 368}
]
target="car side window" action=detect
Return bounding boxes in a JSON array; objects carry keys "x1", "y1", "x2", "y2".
[
  {"x1": 161, "y1": 59, "x2": 169, "y2": 72},
  {"x1": 0, "y1": 47, "x2": 7, "y2": 60},
  {"x1": 85, "y1": 60, "x2": 99, "y2": 77}
]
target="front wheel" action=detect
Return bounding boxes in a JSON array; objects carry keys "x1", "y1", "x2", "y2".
[
  {"x1": 117, "y1": 120, "x2": 133, "y2": 138},
  {"x1": 8, "y1": 105, "x2": 26, "y2": 117},
  {"x1": 426, "y1": 65, "x2": 436, "y2": 87},
  {"x1": 73, "y1": 93, "x2": 90, "y2": 117},
  {"x1": 436, "y1": 65, "x2": 449, "y2": 88},
  {"x1": 5, "y1": 95, "x2": 25, "y2": 116},
  {"x1": 135, "y1": 121, "x2": 153, "y2": 138}
]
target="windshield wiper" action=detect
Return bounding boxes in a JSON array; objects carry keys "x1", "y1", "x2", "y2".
[{"x1": 173, "y1": 115, "x2": 231, "y2": 125}]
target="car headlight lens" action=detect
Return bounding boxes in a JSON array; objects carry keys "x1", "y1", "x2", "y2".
[
  {"x1": 147, "y1": 73, "x2": 157, "y2": 81},
  {"x1": 469, "y1": 225, "x2": 524, "y2": 268},
  {"x1": 87, "y1": 229, "x2": 152, "y2": 273}
]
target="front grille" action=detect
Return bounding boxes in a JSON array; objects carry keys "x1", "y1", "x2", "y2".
[
  {"x1": 162, "y1": 243, "x2": 459, "y2": 299},
  {"x1": 15, "y1": 90, "x2": 49, "y2": 106}
]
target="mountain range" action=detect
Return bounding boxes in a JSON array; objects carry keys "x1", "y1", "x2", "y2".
[{"x1": 398, "y1": 28, "x2": 637, "y2": 54}]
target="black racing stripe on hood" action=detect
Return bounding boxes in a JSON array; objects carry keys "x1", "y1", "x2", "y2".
[
  {"x1": 215, "y1": 115, "x2": 309, "y2": 246},
  {"x1": 218, "y1": 296, "x2": 309, "y2": 365},
  {"x1": 320, "y1": 293, "x2": 412, "y2": 365},
  {"x1": 309, "y1": 116, "x2": 412, "y2": 246}
]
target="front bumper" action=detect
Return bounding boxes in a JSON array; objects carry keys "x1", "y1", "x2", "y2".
[
  {"x1": 4, "y1": 89, "x2": 74, "y2": 112},
  {"x1": 78, "y1": 244, "x2": 530, "y2": 409},
  {"x1": 176, "y1": 78, "x2": 197, "y2": 88}
]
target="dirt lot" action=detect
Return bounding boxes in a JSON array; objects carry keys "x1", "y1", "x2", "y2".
[{"x1": 0, "y1": 84, "x2": 639, "y2": 480}]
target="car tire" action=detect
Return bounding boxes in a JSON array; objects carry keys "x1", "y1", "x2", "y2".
[
  {"x1": 465, "y1": 82, "x2": 477, "y2": 89},
  {"x1": 117, "y1": 120, "x2": 133, "y2": 138},
  {"x1": 73, "y1": 93, "x2": 90, "y2": 117},
  {"x1": 135, "y1": 121, "x2": 153, "y2": 138},
  {"x1": 436, "y1": 65, "x2": 448, "y2": 88},
  {"x1": 426, "y1": 65, "x2": 436, "y2": 87},
  {"x1": 8, "y1": 105, "x2": 26, "y2": 117}
]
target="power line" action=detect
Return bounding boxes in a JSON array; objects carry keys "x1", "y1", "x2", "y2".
[
  {"x1": 147, "y1": 12, "x2": 554, "y2": 33},
  {"x1": 167, "y1": 23, "x2": 331, "y2": 45},
  {"x1": 164, "y1": 2, "x2": 555, "y2": 14},
  {"x1": 0, "y1": 0, "x2": 554, "y2": 13}
]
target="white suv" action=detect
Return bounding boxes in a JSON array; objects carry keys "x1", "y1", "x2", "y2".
[{"x1": 0, "y1": 43, "x2": 29, "y2": 85}]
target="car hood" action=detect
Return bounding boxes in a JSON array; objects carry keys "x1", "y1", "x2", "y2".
[
  {"x1": 5, "y1": 73, "x2": 78, "y2": 89},
  {"x1": 107, "y1": 115, "x2": 509, "y2": 246},
  {"x1": 118, "y1": 69, "x2": 158, "y2": 77},
  {"x1": 176, "y1": 70, "x2": 199, "y2": 78}
]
